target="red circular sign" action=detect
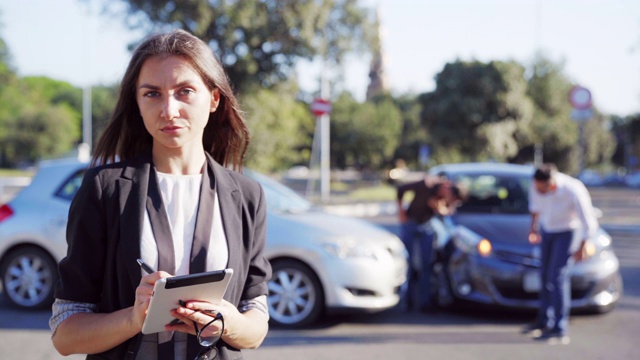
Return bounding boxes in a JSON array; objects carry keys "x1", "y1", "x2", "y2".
[
  {"x1": 568, "y1": 86, "x2": 592, "y2": 110},
  {"x1": 310, "y1": 98, "x2": 332, "y2": 116}
]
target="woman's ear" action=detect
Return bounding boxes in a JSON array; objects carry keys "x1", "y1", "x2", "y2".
[{"x1": 210, "y1": 88, "x2": 221, "y2": 112}]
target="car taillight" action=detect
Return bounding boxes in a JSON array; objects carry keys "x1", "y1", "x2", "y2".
[{"x1": 0, "y1": 204, "x2": 14, "y2": 222}]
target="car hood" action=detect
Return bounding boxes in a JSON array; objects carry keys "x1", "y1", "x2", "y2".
[
  {"x1": 267, "y1": 209, "x2": 399, "y2": 244},
  {"x1": 453, "y1": 213, "x2": 530, "y2": 246}
]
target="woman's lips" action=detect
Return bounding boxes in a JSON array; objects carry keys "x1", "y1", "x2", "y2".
[{"x1": 161, "y1": 125, "x2": 182, "y2": 133}]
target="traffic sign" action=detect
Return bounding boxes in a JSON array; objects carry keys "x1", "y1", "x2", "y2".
[
  {"x1": 571, "y1": 108, "x2": 593, "y2": 121},
  {"x1": 310, "y1": 98, "x2": 332, "y2": 116},
  {"x1": 568, "y1": 86, "x2": 592, "y2": 110}
]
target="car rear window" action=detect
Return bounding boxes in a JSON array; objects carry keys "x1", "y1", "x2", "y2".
[
  {"x1": 55, "y1": 170, "x2": 86, "y2": 201},
  {"x1": 453, "y1": 173, "x2": 530, "y2": 214}
]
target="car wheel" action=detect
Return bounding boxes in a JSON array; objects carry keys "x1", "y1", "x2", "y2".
[
  {"x1": 0, "y1": 247, "x2": 58, "y2": 309},
  {"x1": 268, "y1": 259, "x2": 324, "y2": 328},
  {"x1": 430, "y1": 261, "x2": 455, "y2": 309}
]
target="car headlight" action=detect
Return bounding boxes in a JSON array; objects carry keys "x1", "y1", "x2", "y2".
[
  {"x1": 322, "y1": 240, "x2": 378, "y2": 260},
  {"x1": 453, "y1": 226, "x2": 492, "y2": 257},
  {"x1": 579, "y1": 231, "x2": 612, "y2": 261},
  {"x1": 477, "y1": 238, "x2": 493, "y2": 257}
]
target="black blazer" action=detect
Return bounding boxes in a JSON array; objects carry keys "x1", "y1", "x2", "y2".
[{"x1": 55, "y1": 152, "x2": 271, "y2": 360}]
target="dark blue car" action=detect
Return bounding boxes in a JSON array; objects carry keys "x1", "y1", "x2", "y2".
[{"x1": 427, "y1": 163, "x2": 622, "y2": 313}]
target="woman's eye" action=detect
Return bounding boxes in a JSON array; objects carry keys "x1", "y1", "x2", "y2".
[
  {"x1": 143, "y1": 91, "x2": 160, "y2": 98},
  {"x1": 179, "y1": 89, "x2": 195, "y2": 96}
]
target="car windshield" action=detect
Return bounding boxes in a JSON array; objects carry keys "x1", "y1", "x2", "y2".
[
  {"x1": 452, "y1": 173, "x2": 530, "y2": 214},
  {"x1": 244, "y1": 169, "x2": 312, "y2": 214}
]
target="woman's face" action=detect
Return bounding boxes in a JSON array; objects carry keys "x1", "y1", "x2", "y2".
[{"x1": 137, "y1": 55, "x2": 219, "y2": 154}]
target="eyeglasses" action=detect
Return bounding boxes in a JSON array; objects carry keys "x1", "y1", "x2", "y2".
[{"x1": 193, "y1": 311, "x2": 224, "y2": 360}]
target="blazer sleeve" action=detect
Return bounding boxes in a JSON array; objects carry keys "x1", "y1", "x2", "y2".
[
  {"x1": 55, "y1": 167, "x2": 108, "y2": 303},
  {"x1": 241, "y1": 182, "x2": 272, "y2": 301}
]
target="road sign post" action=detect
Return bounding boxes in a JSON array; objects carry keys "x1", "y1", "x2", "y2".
[
  {"x1": 311, "y1": 98, "x2": 332, "y2": 117},
  {"x1": 569, "y1": 85, "x2": 592, "y2": 173},
  {"x1": 310, "y1": 97, "x2": 332, "y2": 202}
]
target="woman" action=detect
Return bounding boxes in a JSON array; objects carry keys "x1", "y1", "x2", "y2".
[{"x1": 49, "y1": 29, "x2": 271, "y2": 360}]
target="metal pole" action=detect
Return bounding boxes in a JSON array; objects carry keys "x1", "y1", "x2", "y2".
[
  {"x1": 82, "y1": 86, "x2": 92, "y2": 150},
  {"x1": 578, "y1": 121, "x2": 586, "y2": 174},
  {"x1": 320, "y1": 60, "x2": 330, "y2": 202},
  {"x1": 534, "y1": 142, "x2": 543, "y2": 166}
]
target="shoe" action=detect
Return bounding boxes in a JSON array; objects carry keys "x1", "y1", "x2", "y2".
[
  {"x1": 521, "y1": 323, "x2": 545, "y2": 337},
  {"x1": 534, "y1": 330, "x2": 570, "y2": 345}
]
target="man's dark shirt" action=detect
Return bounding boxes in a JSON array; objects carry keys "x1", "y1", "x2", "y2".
[{"x1": 397, "y1": 179, "x2": 438, "y2": 224}]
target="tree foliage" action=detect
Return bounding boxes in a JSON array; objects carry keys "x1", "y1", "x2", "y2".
[
  {"x1": 518, "y1": 55, "x2": 616, "y2": 173},
  {"x1": 242, "y1": 80, "x2": 314, "y2": 173},
  {"x1": 107, "y1": 0, "x2": 374, "y2": 91},
  {"x1": 417, "y1": 55, "x2": 618, "y2": 174},
  {"x1": 420, "y1": 60, "x2": 533, "y2": 163},
  {"x1": 90, "y1": 84, "x2": 120, "y2": 146},
  {"x1": 330, "y1": 92, "x2": 401, "y2": 170},
  {"x1": 392, "y1": 93, "x2": 427, "y2": 168},
  {"x1": 610, "y1": 114, "x2": 640, "y2": 170},
  {"x1": 0, "y1": 31, "x2": 82, "y2": 167}
]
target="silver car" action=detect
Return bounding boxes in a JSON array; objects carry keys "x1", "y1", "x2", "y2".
[
  {"x1": 426, "y1": 163, "x2": 623, "y2": 313},
  {"x1": 0, "y1": 158, "x2": 407, "y2": 328}
]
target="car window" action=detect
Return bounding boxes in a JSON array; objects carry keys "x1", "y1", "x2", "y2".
[
  {"x1": 453, "y1": 173, "x2": 530, "y2": 214},
  {"x1": 55, "y1": 169, "x2": 86, "y2": 201},
  {"x1": 243, "y1": 169, "x2": 312, "y2": 213}
]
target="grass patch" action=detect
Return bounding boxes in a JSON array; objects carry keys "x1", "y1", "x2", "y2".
[
  {"x1": 0, "y1": 168, "x2": 33, "y2": 177},
  {"x1": 347, "y1": 183, "x2": 396, "y2": 202}
]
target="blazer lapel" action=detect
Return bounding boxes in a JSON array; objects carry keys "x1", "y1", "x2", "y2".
[
  {"x1": 207, "y1": 155, "x2": 241, "y2": 280},
  {"x1": 118, "y1": 154, "x2": 153, "y2": 292},
  {"x1": 146, "y1": 165, "x2": 176, "y2": 274}
]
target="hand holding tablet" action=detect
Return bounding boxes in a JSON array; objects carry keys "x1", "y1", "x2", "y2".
[{"x1": 137, "y1": 259, "x2": 234, "y2": 334}]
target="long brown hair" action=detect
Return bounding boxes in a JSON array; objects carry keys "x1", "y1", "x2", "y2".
[{"x1": 91, "y1": 29, "x2": 249, "y2": 170}]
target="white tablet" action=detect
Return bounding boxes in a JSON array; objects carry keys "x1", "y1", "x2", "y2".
[{"x1": 141, "y1": 268, "x2": 234, "y2": 334}]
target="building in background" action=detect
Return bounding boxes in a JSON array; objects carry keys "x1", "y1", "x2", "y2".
[{"x1": 366, "y1": 6, "x2": 389, "y2": 100}]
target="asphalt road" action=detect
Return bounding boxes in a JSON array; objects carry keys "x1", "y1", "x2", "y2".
[{"x1": 0, "y1": 187, "x2": 638, "y2": 360}]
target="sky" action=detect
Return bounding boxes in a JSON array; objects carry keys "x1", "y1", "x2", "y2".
[{"x1": 1, "y1": 0, "x2": 640, "y2": 116}]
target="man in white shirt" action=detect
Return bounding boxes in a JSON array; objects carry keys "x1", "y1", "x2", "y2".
[{"x1": 523, "y1": 163, "x2": 598, "y2": 345}]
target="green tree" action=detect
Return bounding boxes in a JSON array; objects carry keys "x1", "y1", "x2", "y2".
[
  {"x1": 611, "y1": 114, "x2": 640, "y2": 171},
  {"x1": 2, "y1": 103, "x2": 79, "y2": 165},
  {"x1": 517, "y1": 54, "x2": 616, "y2": 174},
  {"x1": 513, "y1": 55, "x2": 577, "y2": 170},
  {"x1": 0, "y1": 32, "x2": 14, "y2": 84},
  {"x1": 392, "y1": 93, "x2": 427, "y2": 169},
  {"x1": 0, "y1": 76, "x2": 81, "y2": 166},
  {"x1": 0, "y1": 17, "x2": 82, "y2": 166},
  {"x1": 21, "y1": 76, "x2": 82, "y2": 110},
  {"x1": 242, "y1": 81, "x2": 314, "y2": 173},
  {"x1": 106, "y1": 0, "x2": 374, "y2": 91},
  {"x1": 331, "y1": 92, "x2": 401, "y2": 170},
  {"x1": 420, "y1": 60, "x2": 533, "y2": 164},
  {"x1": 90, "y1": 84, "x2": 119, "y2": 147}
]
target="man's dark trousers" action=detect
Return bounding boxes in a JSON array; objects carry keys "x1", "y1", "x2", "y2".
[
  {"x1": 401, "y1": 220, "x2": 434, "y2": 310},
  {"x1": 535, "y1": 229, "x2": 573, "y2": 335}
]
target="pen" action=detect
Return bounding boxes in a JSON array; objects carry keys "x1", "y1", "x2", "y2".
[{"x1": 137, "y1": 259, "x2": 155, "y2": 274}]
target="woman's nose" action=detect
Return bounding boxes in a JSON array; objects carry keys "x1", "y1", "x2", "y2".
[{"x1": 161, "y1": 96, "x2": 180, "y2": 120}]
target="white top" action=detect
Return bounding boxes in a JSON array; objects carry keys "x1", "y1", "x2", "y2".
[
  {"x1": 140, "y1": 172, "x2": 229, "y2": 276},
  {"x1": 529, "y1": 172, "x2": 599, "y2": 252}
]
